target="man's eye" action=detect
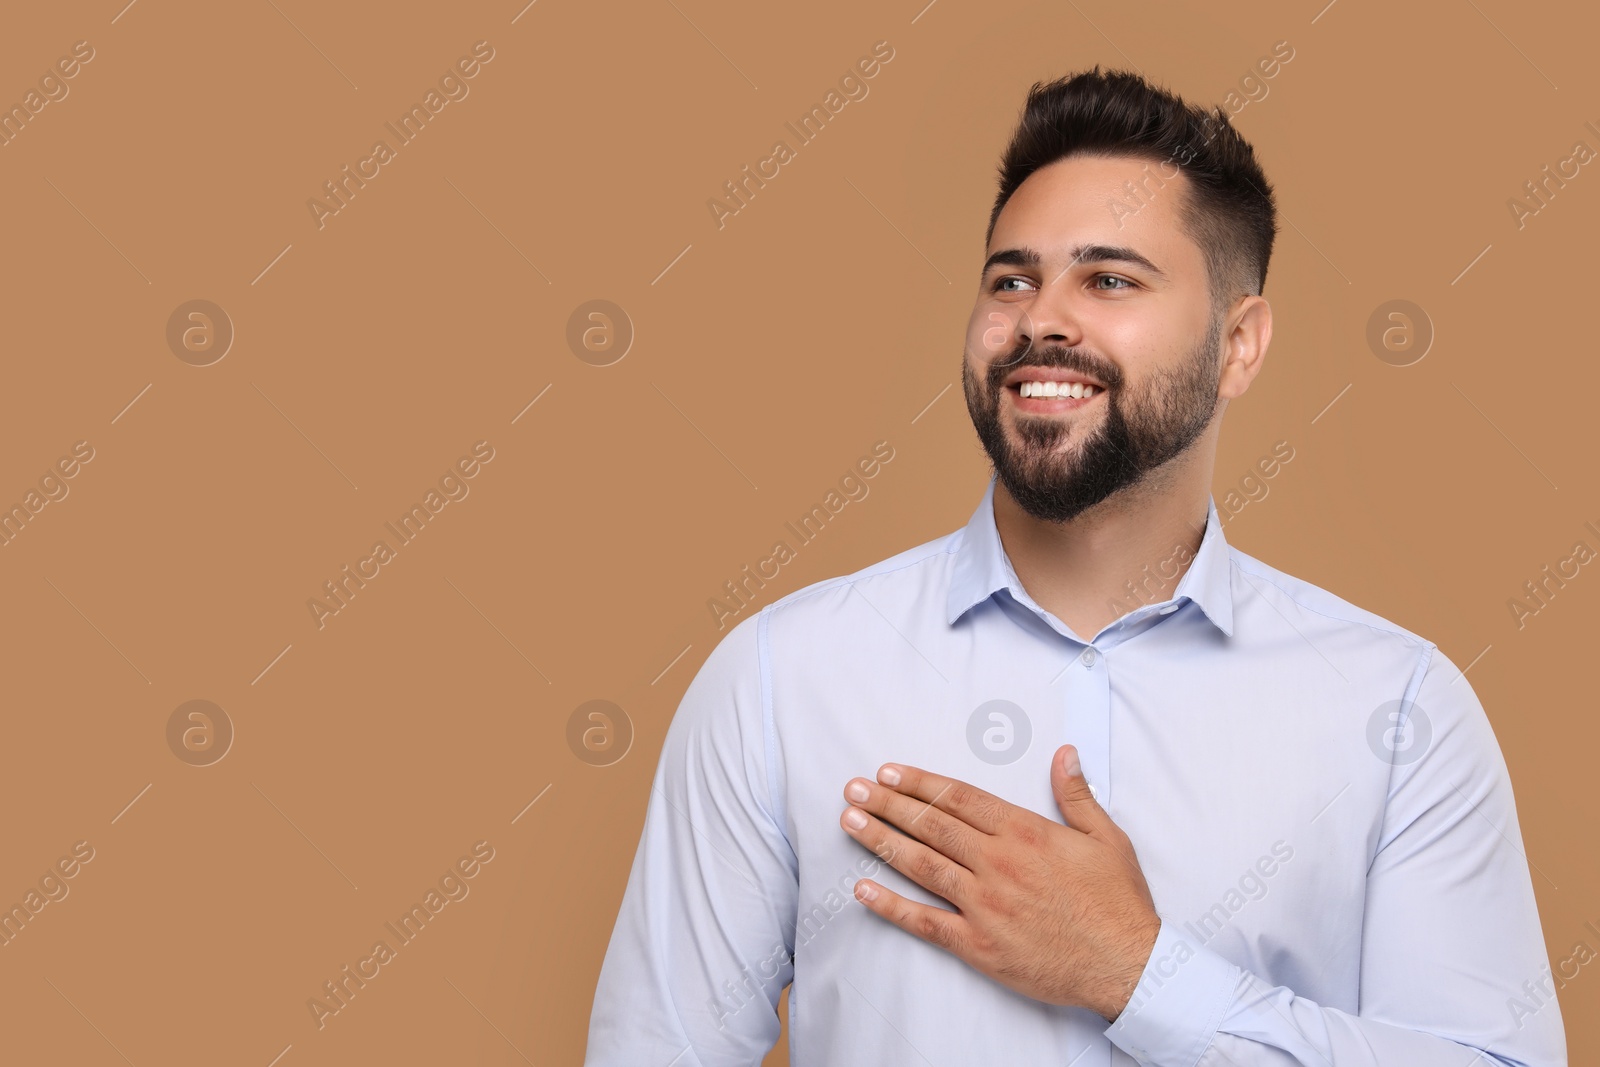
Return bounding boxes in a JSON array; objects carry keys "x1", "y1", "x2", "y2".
[
  {"x1": 1093, "y1": 275, "x2": 1133, "y2": 290},
  {"x1": 992, "y1": 276, "x2": 1036, "y2": 292}
]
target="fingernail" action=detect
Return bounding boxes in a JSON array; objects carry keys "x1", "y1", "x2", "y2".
[
  {"x1": 1064, "y1": 746, "x2": 1081, "y2": 778},
  {"x1": 879, "y1": 765, "x2": 902, "y2": 786},
  {"x1": 856, "y1": 880, "x2": 879, "y2": 902},
  {"x1": 844, "y1": 808, "x2": 868, "y2": 830},
  {"x1": 846, "y1": 780, "x2": 870, "y2": 803}
]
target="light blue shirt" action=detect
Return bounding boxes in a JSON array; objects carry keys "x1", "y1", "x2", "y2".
[{"x1": 586, "y1": 474, "x2": 1565, "y2": 1066}]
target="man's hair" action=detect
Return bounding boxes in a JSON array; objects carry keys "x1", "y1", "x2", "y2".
[{"x1": 986, "y1": 67, "x2": 1279, "y2": 315}]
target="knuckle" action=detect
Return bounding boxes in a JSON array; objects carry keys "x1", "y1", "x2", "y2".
[
  {"x1": 918, "y1": 911, "x2": 952, "y2": 947},
  {"x1": 947, "y1": 783, "x2": 980, "y2": 811},
  {"x1": 988, "y1": 852, "x2": 1022, "y2": 885},
  {"x1": 978, "y1": 795, "x2": 1010, "y2": 828},
  {"x1": 926, "y1": 813, "x2": 965, "y2": 854},
  {"x1": 916, "y1": 853, "x2": 957, "y2": 898},
  {"x1": 977, "y1": 884, "x2": 1012, "y2": 918}
]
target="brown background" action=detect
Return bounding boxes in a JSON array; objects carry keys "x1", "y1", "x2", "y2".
[{"x1": 0, "y1": 0, "x2": 1594, "y2": 1063}]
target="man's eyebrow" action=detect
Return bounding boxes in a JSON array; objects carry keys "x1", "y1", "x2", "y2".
[{"x1": 981, "y1": 244, "x2": 1168, "y2": 281}]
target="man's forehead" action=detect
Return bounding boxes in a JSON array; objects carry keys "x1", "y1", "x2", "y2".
[{"x1": 988, "y1": 155, "x2": 1195, "y2": 269}]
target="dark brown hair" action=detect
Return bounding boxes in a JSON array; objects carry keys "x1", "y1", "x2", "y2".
[{"x1": 987, "y1": 67, "x2": 1279, "y2": 313}]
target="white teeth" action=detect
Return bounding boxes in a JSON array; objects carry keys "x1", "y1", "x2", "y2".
[{"x1": 1018, "y1": 381, "x2": 1096, "y2": 399}]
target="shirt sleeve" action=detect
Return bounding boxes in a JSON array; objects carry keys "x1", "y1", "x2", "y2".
[
  {"x1": 1105, "y1": 644, "x2": 1568, "y2": 1067},
  {"x1": 584, "y1": 609, "x2": 800, "y2": 1067}
]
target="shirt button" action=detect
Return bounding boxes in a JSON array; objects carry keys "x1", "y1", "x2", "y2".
[
  {"x1": 1080, "y1": 647, "x2": 1098, "y2": 667},
  {"x1": 1087, "y1": 781, "x2": 1099, "y2": 800}
]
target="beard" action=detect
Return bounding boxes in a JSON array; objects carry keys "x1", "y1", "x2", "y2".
[{"x1": 963, "y1": 310, "x2": 1224, "y2": 523}]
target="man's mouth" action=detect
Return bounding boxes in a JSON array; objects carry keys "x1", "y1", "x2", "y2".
[{"x1": 1005, "y1": 379, "x2": 1102, "y2": 412}]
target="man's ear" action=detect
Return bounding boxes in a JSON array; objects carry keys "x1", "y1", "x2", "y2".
[{"x1": 1218, "y1": 295, "x2": 1272, "y2": 401}]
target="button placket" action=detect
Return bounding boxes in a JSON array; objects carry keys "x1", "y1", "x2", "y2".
[{"x1": 1063, "y1": 643, "x2": 1111, "y2": 815}]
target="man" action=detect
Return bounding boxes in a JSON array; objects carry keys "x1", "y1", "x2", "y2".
[{"x1": 585, "y1": 68, "x2": 1566, "y2": 1066}]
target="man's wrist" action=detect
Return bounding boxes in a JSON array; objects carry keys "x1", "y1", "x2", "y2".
[
  {"x1": 1102, "y1": 919, "x2": 1243, "y2": 1066},
  {"x1": 1092, "y1": 912, "x2": 1162, "y2": 1022}
]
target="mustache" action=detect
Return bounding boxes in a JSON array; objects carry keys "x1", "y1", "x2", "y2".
[{"x1": 987, "y1": 343, "x2": 1121, "y2": 391}]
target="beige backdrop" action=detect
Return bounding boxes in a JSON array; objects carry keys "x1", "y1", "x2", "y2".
[{"x1": 0, "y1": 0, "x2": 1594, "y2": 1063}]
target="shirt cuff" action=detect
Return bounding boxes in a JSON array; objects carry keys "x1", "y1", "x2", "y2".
[{"x1": 1102, "y1": 918, "x2": 1243, "y2": 1067}]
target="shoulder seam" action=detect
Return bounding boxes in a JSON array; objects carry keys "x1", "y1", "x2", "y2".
[
  {"x1": 756, "y1": 605, "x2": 797, "y2": 870},
  {"x1": 1367, "y1": 642, "x2": 1439, "y2": 875},
  {"x1": 762, "y1": 535, "x2": 956, "y2": 619},
  {"x1": 1230, "y1": 550, "x2": 1429, "y2": 650}
]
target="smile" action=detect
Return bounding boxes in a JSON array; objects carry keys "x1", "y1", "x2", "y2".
[{"x1": 1006, "y1": 380, "x2": 1102, "y2": 412}]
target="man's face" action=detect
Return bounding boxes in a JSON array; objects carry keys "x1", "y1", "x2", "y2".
[{"x1": 963, "y1": 153, "x2": 1225, "y2": 523}]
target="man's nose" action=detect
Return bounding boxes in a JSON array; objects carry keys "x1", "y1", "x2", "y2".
[{"x1": 1016, "y1": 285, "x2": 1084, "y2": 351}]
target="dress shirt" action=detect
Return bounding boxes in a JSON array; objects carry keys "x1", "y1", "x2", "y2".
[{"x1": 586, "y1": 473, "x2": 1566, "y2": 1066}]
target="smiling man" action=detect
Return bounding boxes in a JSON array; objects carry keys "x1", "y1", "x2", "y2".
[{"x1": 585, "y1": 69, "x2": 1566, "y2": 1067}]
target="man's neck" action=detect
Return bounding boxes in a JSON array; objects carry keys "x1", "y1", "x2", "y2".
[{"x1": 991, "y1": 456, "x2": 1213, "y2": 642}]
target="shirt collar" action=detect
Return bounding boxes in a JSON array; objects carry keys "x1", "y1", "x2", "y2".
[{"x1": 945, "y1": 473, "x2": 1235, "y2": 637}]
